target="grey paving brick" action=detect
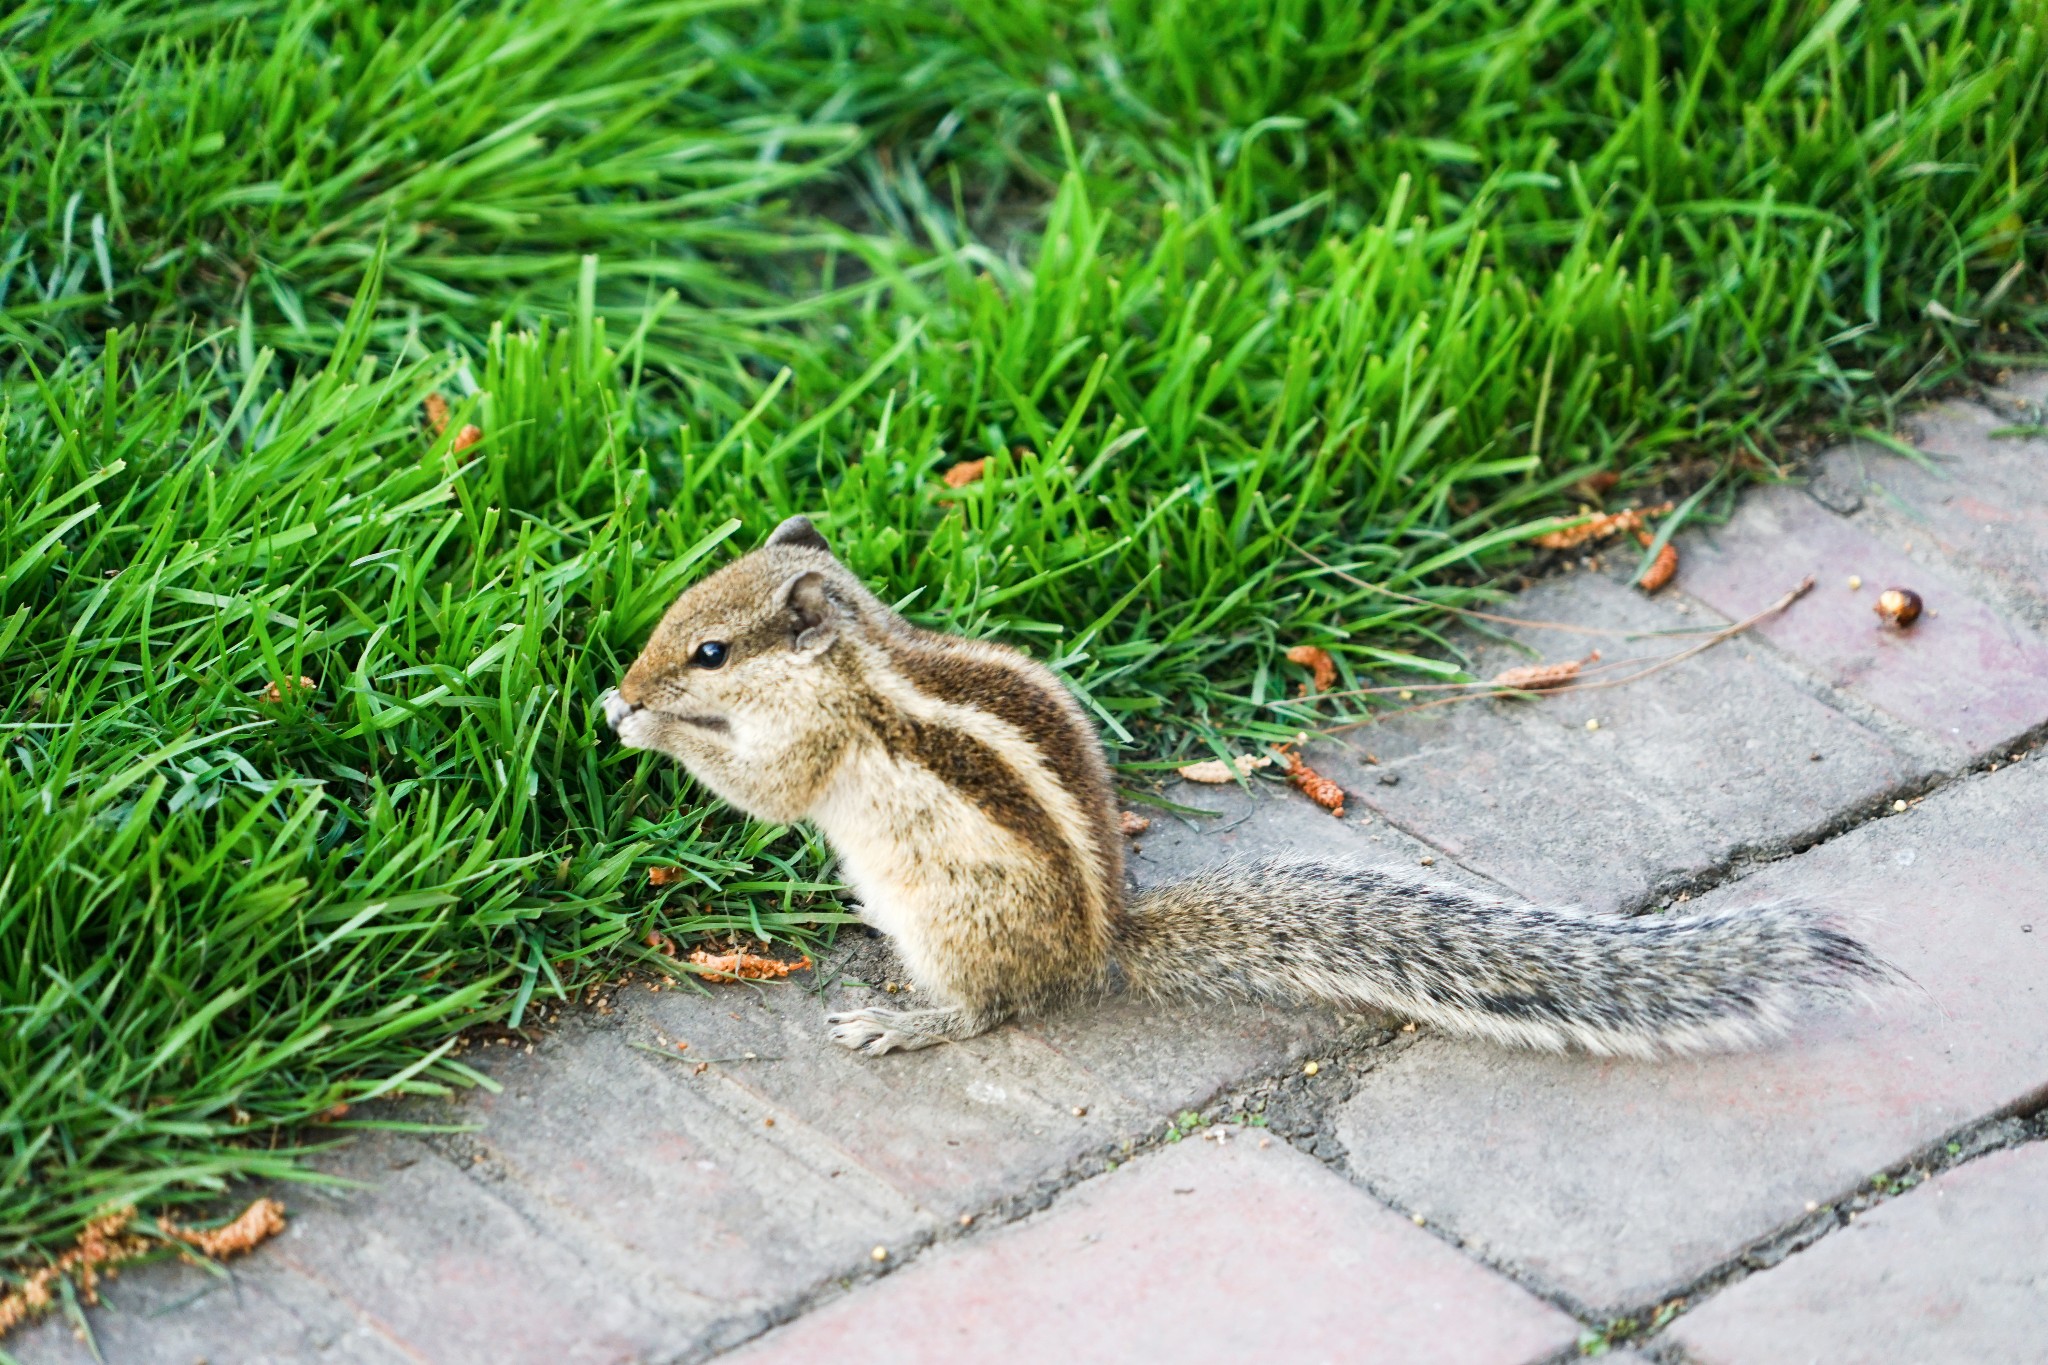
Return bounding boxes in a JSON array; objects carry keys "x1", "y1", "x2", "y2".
[
  {"x1": 1019, "y1": 992, "x2": 1350, "y2": 1119},
  {"x1": 1527, "y1": 578, "x2": 1917, "y2": 820},
  {"x1": 1474, "y1": 575, "x2": 1916, "y2": 845},
  {"x1": 454, "y1": 1023, "x2": 928, "y2": 1342},
  {"x1": 1672, "y1": 1140, "x2": 2048, "y2": 1365},
  {"x1": 724, "y1": 1130, "x2": 1583, "y2": 1365},
  {"x1": 270, "y1": 1136, "x2": 678, "y2": 1365},
  {"x1": 1332, "y1": 754, "x2": 2048, "y2": 1313},
  {"x1": 7, "y1": 1251, "x2": 412, "y2": 1365},
  {"x1": 623, "y1": 971, "x2": 1151, "y2": 1219},
  {"x1": 1814, "y1": 400, "x2": 2048, "y2": 623},
  {"x1": 15, "y1": 1135, "x2": 679, "y2": 1365},
  {"x1": 1683, "y1": 485, "x2": 2048, "y2": 760},
  {"x1": 1307, "y1": 571, "x2": 1919, "y2": 912},
  {"x1": 1314, "y1": 677, "x2": 1714, "y2": 913}
]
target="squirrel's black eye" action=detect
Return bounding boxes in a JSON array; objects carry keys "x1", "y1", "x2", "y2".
[{"x1": 689, "y1": 641, "x2": 728, "y2": 669}]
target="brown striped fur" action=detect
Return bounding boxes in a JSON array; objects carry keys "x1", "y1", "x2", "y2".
[{"x1": 606, "y1": 516, "x2": 1893, "y2": 1057}]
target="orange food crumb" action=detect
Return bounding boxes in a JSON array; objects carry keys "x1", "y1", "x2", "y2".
[
  {"x1": 647, "y1": 867, "x2": 687, "y2": 887},
  {"x1": 941, "y1": 458, "x2": 986, "y2": 488},
  {"x1": 1275, "y1": 747, "x2": 1346, "y2": 817},
  {"x1": 0, "y1": 1208, "x2": 149, "y2": 1334},
  {"x1": 164, "y1": 1198, "x2": 287, "y2": 1261},
  {"x1": 687, "y1": 949, "x2": 813, "y2": 981},
  {"x1": 423, "y1": 393, "x2": 451, "y2": 436},
  {"x1": 1285, "y1": 644, "x2": 1338, "y2": 692},
  {"x1": 1635, "y1": 530, "x2": 1679, "y2": 593},
  {"x1": 451, "y1": 423, "x2": 483, "y2": 453},
  {"x1": 1534, "y1": 502, "x2": 1674, "y2": 551},
  {"x1": 256, "y1": 676, "x2": 317, "y2": 703}
]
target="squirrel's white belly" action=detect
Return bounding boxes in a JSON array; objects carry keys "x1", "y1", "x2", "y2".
[{"x1": 812, "y1": 755, "x2": 1035, "y2": 989}]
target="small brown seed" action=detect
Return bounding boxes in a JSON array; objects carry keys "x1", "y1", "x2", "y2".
[{"x1": 1874, "y1": 587, "x2": 1923, "y2": 628}]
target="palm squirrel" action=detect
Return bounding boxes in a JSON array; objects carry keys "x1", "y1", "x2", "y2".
[{"x1": 603, "y1": 515, "x2": 1890, "y2": 1058}]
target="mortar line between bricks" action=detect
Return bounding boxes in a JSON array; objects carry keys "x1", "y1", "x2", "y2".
[
  {"x1": 1354, "y1": 731, "x2": 2044, "y2": 919},
  {"x1": 1523, "y1": 1090, "x2": 2048, "y2": 1362},
  {"x1": 1635, "y1": 730, "x2": 2047, "y2": 910}
]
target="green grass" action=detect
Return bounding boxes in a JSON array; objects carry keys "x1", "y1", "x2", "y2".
[{"x1": 4, "y1": 0, "x2": 2046, "y2": 1264}]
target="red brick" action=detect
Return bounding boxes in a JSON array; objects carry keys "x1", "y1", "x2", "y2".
[
  {"x1": 1673, "y1": 1141, "x2": 2048, "y2": 1364},
  {"x1": 1818, "y1": 402, "x2": 2048, "y2": 618},
  {"x1": 1334, "y1": 756, "x2": 2048, "y2": 1311},
  {"x1": 1681, "y1": 486, "x2": 2048, "y2": 757},
  {"x1": 727, "y1": 1134, "x2": 1581, "y2": 1365}
]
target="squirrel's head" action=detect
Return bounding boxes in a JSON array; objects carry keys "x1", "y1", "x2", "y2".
[{"x1": 603, "y1": 515, "x2": 866, "y2": 819}]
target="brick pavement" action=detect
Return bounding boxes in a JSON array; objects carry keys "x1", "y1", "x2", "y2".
[
  {"x1": 1670, "y1": 1140, "x2": 2048, "y2": 1364},
  {"x1": 13, "y1": 381, "x2": 2048, "y2": 1363},
  {"x1": 725, "y1": 1135, "x2": 1582, "y2": 1365}
]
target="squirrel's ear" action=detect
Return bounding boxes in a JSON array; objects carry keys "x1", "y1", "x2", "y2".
[
  {"x1": 765, "y1": 515, "x2": 830, "y2": 554},
  {"x1": 775, "y1": 570, "x2": 842, "y2": 656}
]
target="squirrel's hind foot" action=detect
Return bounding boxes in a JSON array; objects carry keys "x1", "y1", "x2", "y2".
[{"x1": 825, "y1": 1005, "x2": 1001, "y2": 1056}]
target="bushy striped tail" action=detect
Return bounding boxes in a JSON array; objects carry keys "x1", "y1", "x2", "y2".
[{"x1": 1112, "y1": 859, "x2": 1894, "y2": 1058}]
